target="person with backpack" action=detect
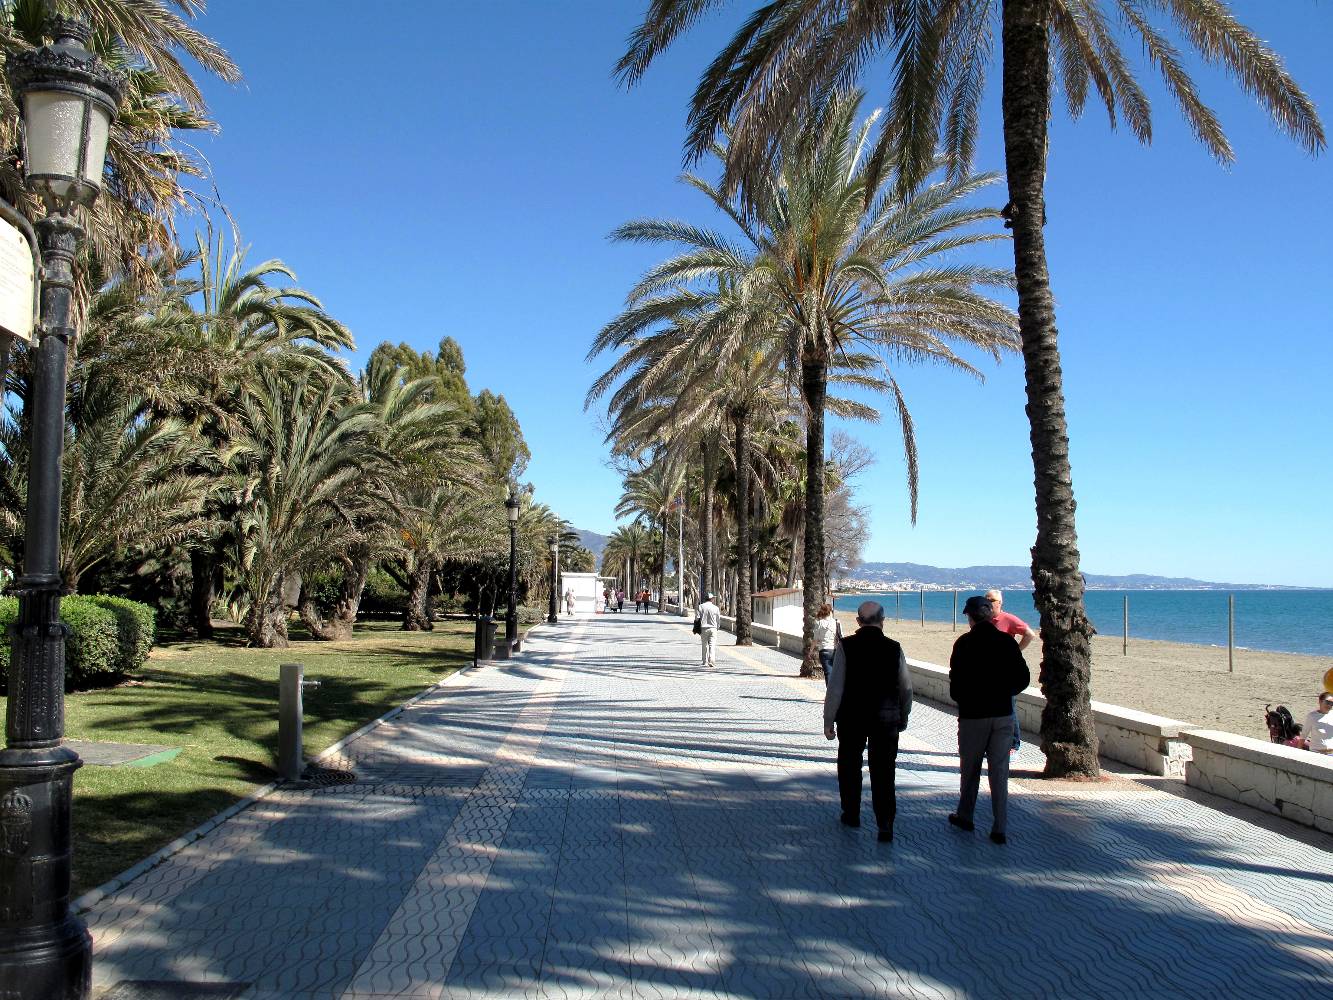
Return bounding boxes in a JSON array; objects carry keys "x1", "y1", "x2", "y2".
[
  {"x1": 948, "y1": 595, "x2": 1031, "y2": 845},
  {"x1": 822, "y1": 600, "x2": 913, "y2": 843}
]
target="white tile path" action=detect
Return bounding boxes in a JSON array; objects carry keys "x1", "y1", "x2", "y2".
[{"x1": 86, "y1": 613, "x2": 1333, "y2": 999}]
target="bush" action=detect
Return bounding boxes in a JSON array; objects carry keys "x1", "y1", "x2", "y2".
[
  {"x1": 0, "y1": 594, "x2": 156, "y2": 689},
  {"x1": 359, "y1": 568, "x2": 407, "y2": 616},
  {"x1": 87, "y1": 595, "x2": 155, "y2": 674}
]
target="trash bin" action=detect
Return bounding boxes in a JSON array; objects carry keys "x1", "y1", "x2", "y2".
[{"x1": 473, "y1": 615, "x2": 497, "y2": 663}]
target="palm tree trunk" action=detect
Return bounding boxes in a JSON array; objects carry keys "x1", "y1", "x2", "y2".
[
  {"x1": 658, "y1": 513, "x2": 668, "y2": 612},
  {"x1": 733, "y1": 408, "x2": 753, "y2": 645},
  {"x1": 190, "y1": 549, "x2": 215, "y2": 639},
  {"x1": 799, "y1": 355, "x2": 828, "y2": 677},
  {"x1": 699, "y1": 439, "x2": 715, "y2": 598},
  {"x1": 246, "y1": 574, "x2": 289, "y2": 648},
  {"x1": 1002, "y1": 0, "x2": 1099, "y2": 779},
  {"x1": 326, "y1": 543, "x2": 372, "y2": 639},
  {"x1": 402, "y1": 559, "x2": 434, "y2": 631}
]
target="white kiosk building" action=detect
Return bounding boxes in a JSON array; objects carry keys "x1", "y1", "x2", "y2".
[{"x1": 752, "y1": 585, "x2": 804, "y2": 634}]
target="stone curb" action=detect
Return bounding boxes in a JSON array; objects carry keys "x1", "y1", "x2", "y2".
[{"x1": 68, "y1": 627, "x2": 544, "y2": 916}]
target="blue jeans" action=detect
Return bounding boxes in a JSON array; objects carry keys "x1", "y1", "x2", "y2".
[
  {"x1": 818, "y1": 649, "x2": 834, "y2": 684},
  {"x1": 1010, "y1": 695, "x2": 1021, "y2": 751}
]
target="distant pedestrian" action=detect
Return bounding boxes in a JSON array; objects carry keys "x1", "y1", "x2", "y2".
[
  {"x1": 616, "y1": 589, "x2": 625, "y2": 613},
  {"x1": 813, "y1": 603, "x2": 840, "y2": 684},
  {"x1": 642, "y1": 588, "x2": 652, "y2": 611},
  {"x1": 823, "y1": 600, "x2": 912, "y2": 842},
  {"x1": 1304, "y1": 692, "x2": 1333, "y2": 754},
  {"x1": 603, "y1": 587, "x2": 611, "y2": 612},
  {"x1": 985, "y1": 590, "x2": 1038, "y2": 754},
  {"x1": 697, "y1": 592, "x2": 721, "y2": 667},
  {"x1": 948, "y1": 596, "x2": 1031, "y2": 845},
  {"x1": 564, "y1": 589, "x2": 575, "y2": 616}
]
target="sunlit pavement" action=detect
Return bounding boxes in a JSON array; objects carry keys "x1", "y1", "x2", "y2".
[{"x1": 87, "y1": 612, "x2": 1333, "y2": 999}]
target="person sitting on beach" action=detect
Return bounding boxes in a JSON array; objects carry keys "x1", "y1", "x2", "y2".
[
  {"x1": 1303, "y1": 692, "x2": 1333, "y2": 754},
  {"x1": 985, "y1": 590, "x2": 1037, "y2": 756}
]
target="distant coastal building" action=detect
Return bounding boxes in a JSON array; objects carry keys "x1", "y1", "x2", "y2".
[{"x1": 753, "y1": 586, "x2": 803, "y2": 633}]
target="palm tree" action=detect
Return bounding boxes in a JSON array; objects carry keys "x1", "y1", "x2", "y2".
[
  {"x1": 185, "y1": 232, "x2": 355, "y2": 636},
  {"x1": 0, "y1": 1, "x2": 241, "y2": 270},
  {"x1": 226, "y1": 372, "x2": 380, "y2": 647},
  {"x1": 618, "y1": 0, "x2": 1324, "y2": 776},
  {"x1": 616, "y1": 458, "x2": 683, "y2": 614},
  {"x1": 297, "y1": 355, "x2": 468, "y2": 640},
  {"x1": 0, "y1": 386, "x2": 207, "y2": 593},
  {"x1": 600, "y1": 94, "x2": 1018, "y2": 675}
]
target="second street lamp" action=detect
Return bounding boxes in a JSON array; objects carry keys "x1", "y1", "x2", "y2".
[
  {"x1": 547, "y1": 533, "x2": 559, "y2": 624},
  {"x1": 502, "y1": 489, "x2": 519, "y2": 657},
  {"x1": 0, "y1": 16, "x2": 124, "y2": 1000}
]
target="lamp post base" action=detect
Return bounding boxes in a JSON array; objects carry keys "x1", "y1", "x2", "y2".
[{"x1": 0, "y1": 755, "x2": 90, "y2": 1000}]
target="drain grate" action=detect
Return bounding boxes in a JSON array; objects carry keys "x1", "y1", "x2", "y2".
[
  {"x1": 100, "y1": 983, "x2": 250, "y2": 1000},
  {"x1": 300, "y1": 764, "x2": 358, "y2": 786}
]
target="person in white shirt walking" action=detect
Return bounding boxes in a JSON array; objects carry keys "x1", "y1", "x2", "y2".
[
  {"x1": 1304, "y1": 692, "x2": 1333, "y2": 754},
  {"x1": 813, "y1": 603, "x2": 839, "y2": 684},
  {"x1": 697, "y1": 593, "x2": 721, "y2": 668}
]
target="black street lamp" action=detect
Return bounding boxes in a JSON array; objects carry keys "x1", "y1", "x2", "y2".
[
  {"x1": 501, "y1": 487, "x2": 519, "y2": 657},
  {"x1": 547, "y1": 532, "x2": 559, "y2": 624},
  {"x1": 1, "y1": 15, "x2": 124, "y2": 1000}
]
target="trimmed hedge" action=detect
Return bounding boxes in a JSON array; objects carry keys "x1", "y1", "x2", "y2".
[{"x1": 0, "y1": 594, "x2": 155, "y2": 690}]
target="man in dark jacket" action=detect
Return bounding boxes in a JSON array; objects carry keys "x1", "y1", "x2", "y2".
[
  {"x1": 948, "y1": 595, "x2": 1032, "y2": 844},
  {"x1": 823, "y1": 600, "x2": 913, "y2": 842}
]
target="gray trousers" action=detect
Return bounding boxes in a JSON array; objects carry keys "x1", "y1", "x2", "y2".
[
  {"x1": 956, "y1": 716, "x2": 1014, "y2": 834},
  {"x1": 699, "y1": 626, "x2": 717, "y2": 666}
]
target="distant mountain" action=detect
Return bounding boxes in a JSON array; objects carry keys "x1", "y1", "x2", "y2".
[
  {"x1": 841, "y1": 562, "x2": 1302, "y2": 591},
  {"x1": 575, "y1": 529, "x2": 608, "y2": 560}
]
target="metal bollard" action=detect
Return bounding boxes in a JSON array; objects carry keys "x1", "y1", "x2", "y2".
[{"x1": 279, "y1": 662, "x2": 320, "y2": 782}]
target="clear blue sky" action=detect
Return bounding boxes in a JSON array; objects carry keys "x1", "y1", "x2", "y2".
[{"x1": 187, "y1": 2, "x2": 1333, "y2": 588}]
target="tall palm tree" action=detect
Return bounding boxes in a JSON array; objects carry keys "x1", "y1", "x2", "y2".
[
  {"x1": 0, "y1": 0, "x2": 241, "y2": 270},
  {"x1": 600, "y1": 93, "x2": 1018, "y2": 675},
  {"x1": 184, "y1": 232, "x2": 355, "y2": 636},
  {"x1": 618, "y1": 0, "x2": 1324, "y2": 776},
  {"x1": 616, "y1": 458, "x2": 683, "y2": 614}
]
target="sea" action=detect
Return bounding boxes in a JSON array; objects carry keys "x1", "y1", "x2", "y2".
[{"x1": 834, "y1": 589, "x2": 1333, "y2": 658}]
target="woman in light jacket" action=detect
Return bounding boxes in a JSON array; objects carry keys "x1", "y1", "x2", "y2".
[{"x1": 813, "y1": 603, "x2": 840, "y2": 683}]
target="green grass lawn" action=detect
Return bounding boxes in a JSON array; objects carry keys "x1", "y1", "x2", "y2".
[{"x1": 20, "y1": 620, "x2": 473, "y2": 896}]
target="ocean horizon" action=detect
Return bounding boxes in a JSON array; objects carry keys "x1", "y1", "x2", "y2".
[{"x1": 833, "y1": 588, "x2": 1333, "y2": 658}]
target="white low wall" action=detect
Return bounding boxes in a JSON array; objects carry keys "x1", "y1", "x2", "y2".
[
  {"x1": 1184, "y1": 730, "x2": 1333, "y2": 834},
  {"x1": 900, "y1": 656, "x2": 1191, "y2": 778},
  {"x1": 709, "y1": 614, "x2": 1331, "y2": 834}
]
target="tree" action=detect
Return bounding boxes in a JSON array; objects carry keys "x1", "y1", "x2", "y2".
[
  {"x1": 599, "y1": 93, "x2": 1018, "y2": 676},
  {"x1": 618, "y1": 0, "x2": 1324, "y2": 776},
  {"x1": 616, "y1": 458, "x2": 683, "y2": 614},
  {"x1": 0, "y1": 0, "x2": 241, "y2": 273},
  {"x1": 226, "y1": 372, "x2": 380, "y2": 647}
]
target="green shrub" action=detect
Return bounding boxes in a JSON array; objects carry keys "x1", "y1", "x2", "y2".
[
  {"x1": 359, "y1": 568, "x2": 407, "y2": 616},
  {"x1": 0, "y1": 594, "x2": 156, "y2": 689},
  {"x1": 87, "y1": 595, "x2": 155, "y2": 674}
]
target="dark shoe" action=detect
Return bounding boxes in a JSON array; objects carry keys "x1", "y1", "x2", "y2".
[
  {"x1": 947, "y1": 814, "x2": 974, "y2": 832},
  {"x1": 839, "y1": 812, "x2": 860, "y2": 828},
  {"x1": 877, "y1": 829, "x2": 893, "y2": 843},
  {"x1": 989, "y1": 830, "x2": 1007, "y2": 845}
]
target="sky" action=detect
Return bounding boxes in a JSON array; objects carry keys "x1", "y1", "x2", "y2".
[{"x1": 184, "y1": 2, "x2": 1333, "y2": 588}]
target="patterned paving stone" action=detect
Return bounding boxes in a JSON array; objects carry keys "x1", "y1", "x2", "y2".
[{"x1": 84, "y1": 612, "x2": 1333, "y2": 1000}]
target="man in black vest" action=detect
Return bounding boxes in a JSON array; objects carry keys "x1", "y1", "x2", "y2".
[{"x1": 823, "y1": 600, "x2": 913, "y2": 842}]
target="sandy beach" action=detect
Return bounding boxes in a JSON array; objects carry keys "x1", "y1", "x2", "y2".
[{"x1": 835, "y1": 612, "x2": 1329, "y2": 743}]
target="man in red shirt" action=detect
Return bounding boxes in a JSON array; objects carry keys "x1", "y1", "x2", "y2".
[{"x1": 985, "y1": 590, "x2": 1038, "y2": 753}]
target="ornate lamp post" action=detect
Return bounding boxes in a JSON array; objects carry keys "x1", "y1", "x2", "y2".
[
  {"x1": 1, "y1": 16, "x2": 124, "y2": 1000},
  {"x1": 501, "y1": 487, "x2": 520, "y2": 657},
  {"x1": 547, "y1": 533, "x2": 559, "y2": 624}
]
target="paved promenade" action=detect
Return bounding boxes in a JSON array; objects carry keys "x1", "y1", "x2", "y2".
[{"x1": 88, "y1": 613, "x2": 1332, "y2": 999}]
